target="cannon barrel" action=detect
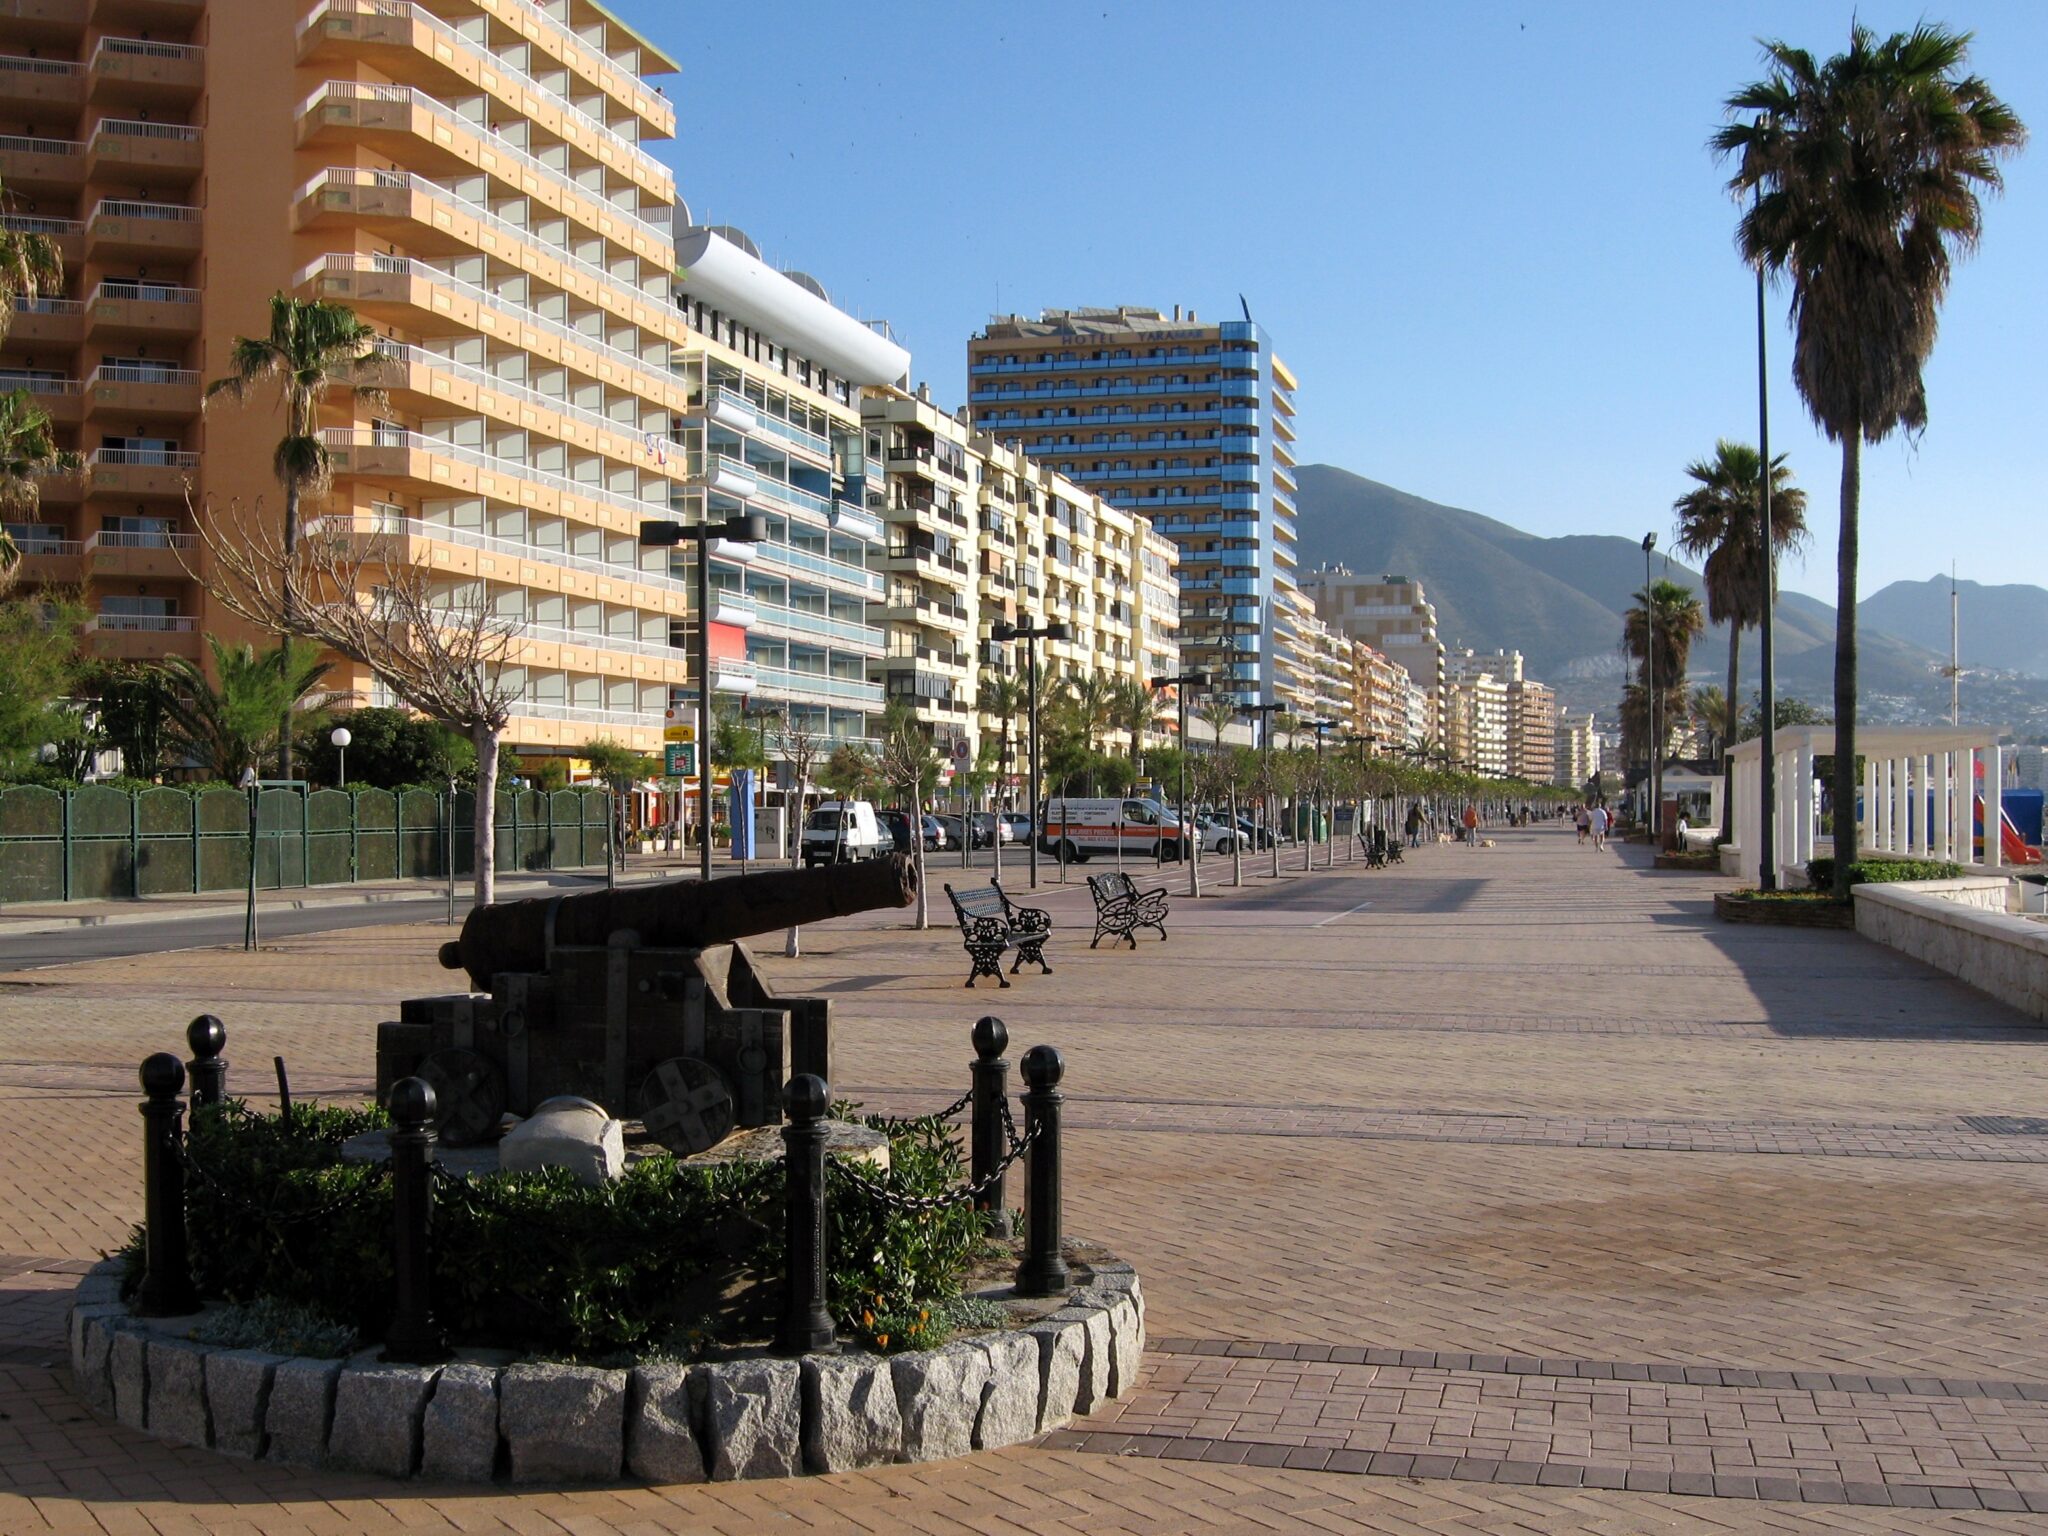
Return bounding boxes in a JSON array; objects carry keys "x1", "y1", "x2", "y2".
[{"x1": 437, "y1": 854, "x2": 918, "y2": 988}]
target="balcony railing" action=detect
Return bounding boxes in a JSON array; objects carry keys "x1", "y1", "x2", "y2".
[
  {"x1": 90, "y1": 279, "x2": 199, "y2": 305},
  {"x1": 310, "y1": 509, "x2": 686, "y2": 599},
  {"x1": 89, "y1": 363, "x2": 198, "y2": 386},
  {"x1": 510, "y1": 699, "x2": 660, "y2": 727},
  {"x1": 0, "y1": 54, "x2": 82, "y2": 78},
  {"x1": 516, "y1": 620, "x2": 681, "y2": 662},
  {"x1": 320, "y1": 432, "x2": 667, "y2": 526},
  {"x1": 0, "y1": 213, "x2": 80, "y2": 236},
  {"x1": 12, "y1": 295, "x2": 81, "y2": 315},
  {"x1": 704, "y1": 385, "x2": 831, "y2": 462},
  {"x1": 86, "y1": 613, "x2": 195, "y2": 633},
  {"x1": 94, "y1": 118, "x2": 201, "y2": 142},
  {"x1": 92, "y1": 37, "x2": 202, "y2": 65},
  {"x1": 0, "y1": 133, "x2": 82, "y2": 157},
  {"x1": 300, "y1": 80, "x2": 669, "y2": 250},
  {"x1": 483, "y1": 0, "x2": 671, "y2": 129},
  {"x1": 91, "y1": 446, "x2": 198, "y2": 469},
  {"x1": 364, "y1": 337, "x2": 652, "y2": 450},
  {"x1": 750, "y1": 665, "x2": 883, "y2": 708},
  {"x1": 85, "y1": 529, "x2": 195, "y2": 550},
  {"x1": 0, "y1": 374, "x2": 80, "y2": 394},
  {"x1": 299, "y1": 1, "x2": 671, "y2": 194},
  {"x1": 90, "y1": 198, "x2": 200, "y2": 224}
]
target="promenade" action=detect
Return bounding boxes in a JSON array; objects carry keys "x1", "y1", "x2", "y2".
[{"x1": 5, "y1": 823, "x2": 2047, "y2": 1532}]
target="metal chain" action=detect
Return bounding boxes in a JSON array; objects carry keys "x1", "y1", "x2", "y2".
[
  {"x1": 178, "y1": 1139, "x2": 390, "y2": 1224},
  {"x1": 828, "y1": 1118, "x2": 1039, "y2": 1213}
]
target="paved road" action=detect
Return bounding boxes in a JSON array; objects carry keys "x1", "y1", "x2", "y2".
[{"x1": 0, "y1": 895, "x2": 468, "y2": 971}]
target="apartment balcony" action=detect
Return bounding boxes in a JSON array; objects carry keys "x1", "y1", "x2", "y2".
[
  {"x1": 881, "y1": 592, "x2": 968, "y2": 635},
  {"x1": 85, "y1": 199, "x2": 201, "y2": 261},
  {"x1": 86, "y1": 363, "x2": 198, "y2": 421},
  {"x1": 1, "y1": 375, "x2": 83, "y2": 426},
  {"x1": 831, "y1": 502, "x2": 883, "y2": 545},
  {"x1": 356, "y1": 340, "x2": 652, "y2": 470},
  {"x1": 0, "y1": 53, "x2": 83, "y2": 113},
  {"x1": 711, "y1": 657, "x2": 756, "y2": 694},
  {"x1": 0, "y1": 0, "x2": 88, "y2": 44},
  {"x1": 84, "y1": 526, "x2": 193, "y2": 579},
  {"x1": 743, "y1": 598, "x2": 880, "y2": 654},
  {"x1": 694, "y1": 386, "x2": 831, "y2": 466},
  {"x1": 319, "y1": 429, "x2": 666, "y2": 532},
  {"x1": 751, "y1": 665, "x2": 882, "y2": 711},
  {"x1": 296, "y1": 0, "x2": 672, "y2": 205},
  {"x1": 295, "y1": 81, "x2": 671, "y2": 266},
  {"x1": 85, "y1": 118, "x2": 202, "y2": 188},
  {"x1": 0, "y1": 213, "x2": 80, "y2": 267},
  {"x1": 0, "y1": 133, "x2": 83, "y2": 195},
  {"x1": 882, "y1": 543, "x2": 969, "y2": 584},
  {"x1": 313, "y1": 510, "x2": 689, "y2": 607},
  {"x1": 8, "y1": 295, "x2": 81, "y2": 346},
  {"x1": 31, "y1": 462, "x2": 82, "y2": 506},
  {"x1": 87, "y1": 37, "x2": 203, "y2": 107},
  {"x1": 83, "y1": 611, "x2": 200, "y2": 660},
  {"x1": 470, "y1": 0, "x2": 675, "y2": 141},
  {"x1": 708, "y1": 590, "x2": 755, "y2": 628},
  {"x1": 86, "y1": 446, "x2": 196, "y2": 499},
  {"x1": 6, "y1": 530, "x2": 83, "y2": 584},
  {"x1": 85, "y1": 280, "x2": 199, "y2": 343}
]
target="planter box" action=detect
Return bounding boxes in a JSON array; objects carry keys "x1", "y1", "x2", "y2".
[{"x1": 1713, "y1": 892, "x2": 1856, "y2": 930}]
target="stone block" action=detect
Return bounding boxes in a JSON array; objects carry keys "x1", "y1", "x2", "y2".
[
  {"x1": 892, "y1": 1341, "x2": 991, "y2": 1463},
  {"x1": 144, "y1": 1336, "x2": 211, "y2": 1448},
  {"x1": 627, "y1": 1364, "x2": 706, "y2": 1484},
  {"x1": 500, "y1": 1362, "x2": 628, "y2": 1483},
  {"x1": 420, "y1": 1363, "x2": 500, "y2": 1483},
  {"x1": 1068, "y1": 1302, "x2": 1114, "y2": 1415},
  {"x1": 110, "y1": 1326, "x2": 149, "y2": 1430},
  {"x1": 703, "y1": 1358, "x2": 801, "y2": 1481},
  {"x1": 498, "y1": 1096, "x2": 625, "y2": 1187},
  {"x1": 1103, "y1": 1294, "x2": 1143, "y2": 1399},
  {"x1": 1025, "y1": 1315, "x2": 1087, "y2": 1433},
  {"x1": 204, "y1": 1349, "x2": 284, "y2": 1459},
  {"x1": 802, "y1": 1354, "x2": 900, "y2": 1473},
  {"x1": 973, "y1": 1331, "x2": 1040, "y2": 1450},
  {"x1": 263, "y1": 1356, "x2": 343, "y2": 1467},
  {"x1": 73, "y1": 1269, "x2": 123, "y2": 1309},
  {"x1": 67, "y1": 1304, "x2": 127, "y2": 1417},
  {"x1": 328, "y1": 1362, "x2": 439, "y2": 1479}
]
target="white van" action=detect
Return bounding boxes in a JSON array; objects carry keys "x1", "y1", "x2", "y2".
[
  {"x1": 1038, "y1": 797, "x2": 1188, "y2": 862},
  {"x1": 801, "y1": 801, "x2": 889, "y2": 866}
]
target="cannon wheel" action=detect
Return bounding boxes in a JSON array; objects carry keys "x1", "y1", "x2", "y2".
[
  {"x1": 637, "y1": 1056, "x2": 735, "y2": 1156},
  {"x1": 417, "y1": 1047, "x2": 505, "y2": 1147}
]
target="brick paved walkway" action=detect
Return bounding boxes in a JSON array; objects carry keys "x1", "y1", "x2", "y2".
[{"x1": 5, "y1": 825, "x2": 2048, "y2": 1532}]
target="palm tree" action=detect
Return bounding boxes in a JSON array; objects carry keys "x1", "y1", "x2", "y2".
[
  {"x1": 0, "y1": 189, "x2": 61, "y2": 321},
  {"x1": 205, "y1": 294, "x2": 383, "y2": 777},
  {"x1": 1689, "y1": 685, "x2": 1729, "y2": 762},
  {"x1": 1107, "y1": 676, "x2": 1158, "y2": 768},
  {"x1": 1057, "y1": 669, "x2": 1118, "y2": 793},
  {"x1": 1716, "y1": 25, "x2": 2025, "y2": 893},
  {"x1": 0, "y1": 175, "x2": 70, "y2": 595},
  {"x1": 1672, "y1": 440, "x2": 1809, "y2": 838},
  {"x1": 1622, "y1": 579, "x2": 1705, "y2": 827},
  {"x1": 976, "y1": 667, "x2": 1026, "y2": 809},
  {"x1": 159, "y1": 636, "x2": 341, "y2": 781}
]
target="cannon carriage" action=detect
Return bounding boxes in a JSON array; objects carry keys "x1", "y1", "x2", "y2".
[{"x1": 373, "y1": 856, "x2": 917, "y2": 1153}]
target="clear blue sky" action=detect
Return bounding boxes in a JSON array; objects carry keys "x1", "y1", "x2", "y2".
[{"x1": 610, "y1": 0, "x2": 2046, "y2": 604}]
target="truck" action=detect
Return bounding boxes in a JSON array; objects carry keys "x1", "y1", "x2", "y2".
[
  {"x1": 801, "y1": 800, "x2": 890, "y2": 866},
  {"x1": 1037, "y1": 797, "x2": 1188, "y2": 862}
]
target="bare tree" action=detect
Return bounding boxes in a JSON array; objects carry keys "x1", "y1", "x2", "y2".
[
  {"x1": 186, "y1": 497, "x2": 524, "y2": 907},
  {"x1": 775, "y1": 713, "x2": 823, "y2": 958}
]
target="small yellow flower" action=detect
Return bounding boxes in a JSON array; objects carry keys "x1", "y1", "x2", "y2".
[
  {"x1": 863, "y1": 1311, "x2": 874, "y2": 1328},
  {"x1": 876, "y1": 1334, "x2": 889, "y2": 1348}
]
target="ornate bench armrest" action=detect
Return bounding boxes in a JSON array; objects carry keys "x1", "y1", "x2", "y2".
[
  {"x1": 962, "y1": 914, "x2": 1011, "y2": 945},
  {"x1": 1011, "y1": 904, "x2": 1052, "y2": 933}
]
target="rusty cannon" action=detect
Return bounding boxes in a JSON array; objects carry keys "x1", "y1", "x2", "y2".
[{"x1": 376, "y1": 856, "x2": 917, "y2": 1153}]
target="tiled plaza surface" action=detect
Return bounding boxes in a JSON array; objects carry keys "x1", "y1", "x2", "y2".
[{"x1": 4, "y1": 824, "x2": 2048, "y2": 1532}]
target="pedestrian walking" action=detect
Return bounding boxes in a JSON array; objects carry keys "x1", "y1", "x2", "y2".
[
  {"x1": 1462, "y1": 803, "x2": 1480, "y2": 847},
  {"x1": 1404, "y1": 801, "x2": 1423, "y2": 848},
  {"x1": 1574, "y1": 804, "x2": 1590, "y2": 845},
  {"x1": 1589, "y1": 803, "x2": 1609, "y2": 851}
]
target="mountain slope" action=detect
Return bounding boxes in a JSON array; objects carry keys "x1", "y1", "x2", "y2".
[
  {"x1": 1862, "y1": 576, "x2": 2048, "y2": 679},
  {"x1": 1291, "y1": 463, "x2": 1950, "y2": 706}
]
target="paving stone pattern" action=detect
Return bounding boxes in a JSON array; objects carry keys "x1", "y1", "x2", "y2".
[{"x1": 8, "y1": 827, "x2": 2048, "y2": 1532}]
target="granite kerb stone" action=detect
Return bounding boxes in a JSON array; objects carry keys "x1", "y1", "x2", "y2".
[{"x1": 65, "y1": 1247, "x2": 1143, "y2": 1482}]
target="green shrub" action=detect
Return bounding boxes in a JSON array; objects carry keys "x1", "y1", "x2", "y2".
[
  {"x1": 1806, "y1": 857, "x2": 1963, "y2": 890},
  {"x1": 190, "y1": 1297, "x2": 357, "y2": 1358}
]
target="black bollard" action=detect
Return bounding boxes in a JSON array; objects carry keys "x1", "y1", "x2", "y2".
[
  {"x1": 1015, "y1": 1044, "x2": 1069, "y2": 1297},
  {"x1": 135, "y1": 1053, "x2": 199, "y2": 1316},
  {"x1": 970, "y1": 1015, "x2": 1012, "y2": 1238},
  {"x1": 777, "y1": 1073, "x2": 836, "y2": 1356},
  {"x1": 381, "y1": 1076, "x2": 451, "y2": 1364},
  {"x1": 185, "y1": 1015, "x2": 227, "y2": 1109}
]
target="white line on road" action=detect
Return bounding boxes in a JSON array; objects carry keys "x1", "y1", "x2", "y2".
[{"x1": 1314, "y1": 900, "x2": 1374, "y2": 928}]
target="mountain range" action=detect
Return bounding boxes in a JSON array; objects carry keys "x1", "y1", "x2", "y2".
[{"x1": 1291, "y1": 463, "x2": 2048, "y2": 729}]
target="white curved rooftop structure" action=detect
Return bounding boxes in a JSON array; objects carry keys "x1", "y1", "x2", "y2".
[{"x1": 675, "y1": 228, "x2": 909, "y2": 388}]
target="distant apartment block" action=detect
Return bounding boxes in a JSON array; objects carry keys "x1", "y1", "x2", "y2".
[
  {"x1": 1444, "y1": 649, "x2": 1512, "y2": 778},
  {"x1": 862, "y1": 385, "x2": 1177, "y2": 792},
  {"x1": 1556, "y1": 711, "x2": 1600, "y2": 789},
  {"x1": 967, "y1": 305, "x2": 1297, "y2": 710},
  {"x1": 1299, "y1": 566, "x2": 1447, "y2": 742},
  {"x1": 1509, "y1": 676, "x2": 1557, "y2": 785},
  {"x1": 1354, "y1": 641, "x2": 1415, "y2": 748}
]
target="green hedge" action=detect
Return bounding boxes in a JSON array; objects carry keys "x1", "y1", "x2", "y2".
[{"x1": 1805, "y1": 857, "x2": 1964, "y2": 890}]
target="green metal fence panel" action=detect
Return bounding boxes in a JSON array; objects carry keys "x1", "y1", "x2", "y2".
[
  {"x1": 195, "y1": 789, "x2": 252, "y2": 892},
  {"x1": 67, "y1": 785, "x2": 136, "y2": 900},
  {"x1": 0, "y1": 785, "x2": 65, "y2": 901},
  {"x1": 447, "y1": 790, "x2": 474, "y2": 879},
  {"x1": 254, "y1": 788, "x2": 304, "y2": 890},
  {"x1": 354, "y1": 789, "x2": 398, "y2": 880},
  {"x1": 134, "y1": 788, "x2": 193, "y2": 897},
  {"x1": 513, "y1": 789, "x2": 548, "y2": 870},
  {"x1": 398, "y1": 789, "x2": 442, "y2": 880},
  {"x1": 550, "y1": 790, "x2": 585, "y2": 868},
  {"x1": 581, "y1": 791, "x2": 609, "y2": 872},
  {"x1": 306, "y1": 789, "x2": 354, "y2": 886}
]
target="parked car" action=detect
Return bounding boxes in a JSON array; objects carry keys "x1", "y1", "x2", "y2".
[
  {"x1": 967, "y1": 811, "x2": 1006, "y2": 848},
  {"x1": 1194, "y1": 813, "x2": 1242, "y2": 854},
  {"x1": 936, "y1": 814, "x2": 969, "y2": 850},
  {"x1": 881, "y1": 809, "x2": 948, "y2": 852},
  {"x1": 921, "y1": 814, "x2": 949, "y2": 851},
  {"x1": 1000, "y1": 811, "x2": 1032, "y2": 846},
  {"x1": 800, "y1": 801, "x2": 889, "y2": 867}
]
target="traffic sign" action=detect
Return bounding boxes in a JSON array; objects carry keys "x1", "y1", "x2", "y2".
[{"x1": 664, "y1": 721, "x2": 696, "y2": 744}]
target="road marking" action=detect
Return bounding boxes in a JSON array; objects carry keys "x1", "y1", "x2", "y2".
[{"x1": 1314, "y1": 900, "x2": 1374, "y2": 928}]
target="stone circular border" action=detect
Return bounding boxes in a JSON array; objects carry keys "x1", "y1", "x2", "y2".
[{"x1": 66, "y1": 1249, "x2": 1143, "y2": 1482}]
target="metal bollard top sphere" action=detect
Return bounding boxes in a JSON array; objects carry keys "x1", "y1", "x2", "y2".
[
  {"x1": 388, "y1": 1075, "x2": 439, "y2": 1128},
  {"x1": 971, "y1": 1014, "x2": 1008, "y2": 1059},
  {"x1": 1020, "y1": 1043, "x2": 1064, "y2": 1089},
  {"x1": 784, "y1": 1072, "x2": 830, "y2": 1123},
  {"x1": 185, "y1": 1014, "x2": 226, "y2": 1060},
  {"x1": 140, "y1": 1052, "x2": 186, "y2": 1099}
]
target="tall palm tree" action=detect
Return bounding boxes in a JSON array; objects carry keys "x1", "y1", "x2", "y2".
[
  {"x1": 1107, "y1": 676, "x2": 1158, "y2": 767},
  {"x1": 1673, "y1": 439, "x2": 1809, "y2": 838},
  {"x1": 159, "y1": 636, "x2": 341, "y2": 781},
  {"x1": 977, "y1": 667, "x2": 1026, "y2": 809},
  {"x1": 1622, "y1": 579, "x2": 1705, "y2": 825},
  {"x1": 0, "y1": 173, "x2": 70, "y2": 596},
  {"x1": 0, "y1": 186, "x2": 61, "y2": 321},
  {"x1": 206, "y1": 294, "x2": 383, "y2": 777},
  {"x1": 1716, "y1": 25, "x2": 2025, "y2": 893},
  {"x1": 1058, "y1": 669, "x2": 1118, "y2": 793}
]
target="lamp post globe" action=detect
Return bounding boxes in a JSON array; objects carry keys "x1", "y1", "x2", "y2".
[{"x1": 330, "y1": 726, "x2": 352, "y2": 788}]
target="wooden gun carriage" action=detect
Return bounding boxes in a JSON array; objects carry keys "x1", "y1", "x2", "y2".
[{"x1": 373, "y1": 856, "x2": 916, "y2": 1154}]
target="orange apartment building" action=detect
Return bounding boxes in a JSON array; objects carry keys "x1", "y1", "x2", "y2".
[{"x1": 0, "y1": 0, "x2": 719, "y2": 760}]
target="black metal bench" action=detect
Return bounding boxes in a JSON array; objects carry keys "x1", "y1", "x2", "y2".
[
  {"x1": 943, "y1": 880, "x2": 1053, "y2": 988},
  {"x1": 1085, "y1": 871, "x2": 1170, "y2": 949}
]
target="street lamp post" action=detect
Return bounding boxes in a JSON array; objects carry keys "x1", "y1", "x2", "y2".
[
  {"x1": 1343, "y1": 733, "x2": 1375, "y2": 858},
  {"x1": 1308, "y1": 719, "x2": 1338, "y2": 868},
  {"x1": 1150, "y1": 670, "x2": 1211, "y2": 897},
  {"x1": 1245, "y1": 702, "x2": 1284, "y2": 877},
  {"x1": 330, "y1": 726, "x2": 352, "y2": 788},
  {"x1": 991, "y1": 618, "x2": 1068, "y2": 889},
  {"x1": 1755, "y1": 188, "x2": 1781, "y2": 890},
  {"x1": 1641, "y1": 532, "x2": 1659, "y2": 842},
  {"x1": 639, "y1": 512, "x2": 769, "y2": 884}
]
